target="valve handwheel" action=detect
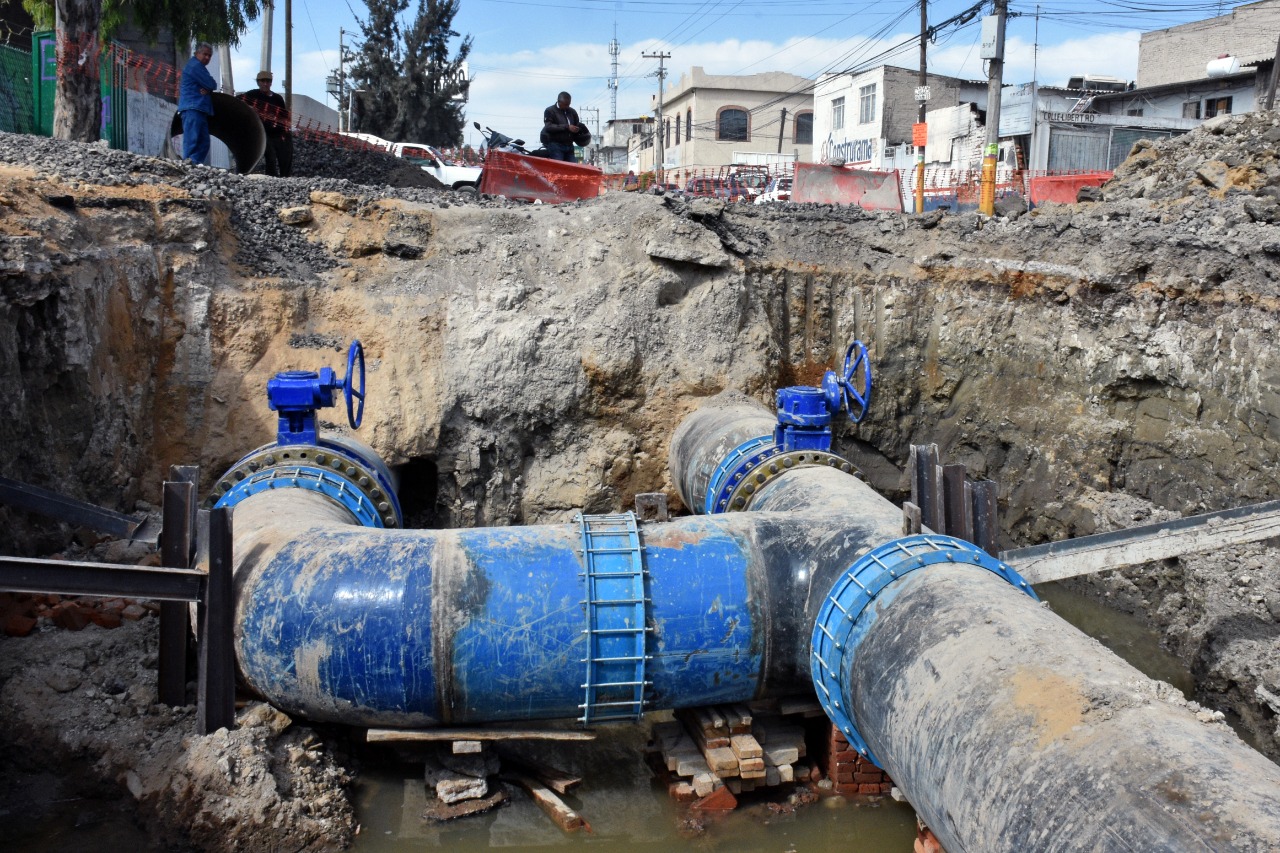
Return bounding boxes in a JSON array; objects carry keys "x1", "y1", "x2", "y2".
[
  {"x1": 837, "y1": 340, "x2": 872, "y2": 423},
  {"x1": 344, "y1": 340, "x2": 366, "y2": 429}
]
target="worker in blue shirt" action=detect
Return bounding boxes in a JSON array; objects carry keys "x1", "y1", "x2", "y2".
[{"x1": 178, "y1": 43, "x2": 217, "y2": 165}]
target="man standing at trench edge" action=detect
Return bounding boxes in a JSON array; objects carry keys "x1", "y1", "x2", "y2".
[
  {"x1": 178, "y1": 43, "x2": 218, "y2": 166},
  {"x1": 541, "y1": 91, "x2": 584, "y2": 162}
]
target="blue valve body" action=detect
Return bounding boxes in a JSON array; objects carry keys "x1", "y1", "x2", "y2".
[
  {"x1": 774, "y1": 386, "x2": 834, "y2": 452},
  {"x1": 268, "y1": 368, "x2": 343, "y2": 446}
]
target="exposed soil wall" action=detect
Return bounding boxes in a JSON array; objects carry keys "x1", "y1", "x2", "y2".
[{"x1": 1, "y1": 111, "x2": 1279, "y2": 846}]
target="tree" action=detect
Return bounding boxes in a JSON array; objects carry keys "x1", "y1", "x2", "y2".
[
  {"x1": 350, "y1": 0, "x2": 471, "y2": 146},
  {"x1": 348, "y1": 0, "x2": 406, "y2": 137},
  {"x1": 24, "y1": 0, "x2": 261, "y2": 141}
]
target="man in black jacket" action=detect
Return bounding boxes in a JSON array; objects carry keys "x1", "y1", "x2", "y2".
[
  {"x1": 240, "y1": 71, "x2": 293, "y2": 177},
  {"x1": 541, "y1": 91, "x2": 583, "y2": 162}
]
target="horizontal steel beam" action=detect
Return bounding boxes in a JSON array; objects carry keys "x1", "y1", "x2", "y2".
[
  {"x1": 0, "y1": 475, "x2": 151, "y2": 541},
  {"x1": 1003, "y1": 499, "x2": 1280, "y2": 584},
  {"x1": 0, "y1": 556, "x2": 205, "y2": 602}
]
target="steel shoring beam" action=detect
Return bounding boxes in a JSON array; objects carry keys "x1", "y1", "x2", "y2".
[
  {"x1": 0, "y1": 556, "x2": 205, "y2": 602},
  {"x1": 0, "y1": 475, "x2": 152, "y2": 541},
  {"x1": 1003, "y1": 499, "x2": 1280, "y2": 585}
]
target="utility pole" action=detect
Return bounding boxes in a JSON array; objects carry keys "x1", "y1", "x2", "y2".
[
  {"x1": 979, "y1": 0, "x2": 1008, "y2": 217},
  {"x1": 643, "y1": 51, "x2": 670, "y2": 182},
  {"x1": 777, "y1": 106, "x2": 787, "y2": 154},
  {"x1": 915, "y1": 0, "x2": 928, "y2": 214},
  {"x1": 285, "y1": 0, "x2": 293, "y2": 119},
  {"x1": 338, "y1": 27, "x2": 346, "y2": 131},
  {"x1": 260, "y1": 1, "x2": 274, "y2": 73}
]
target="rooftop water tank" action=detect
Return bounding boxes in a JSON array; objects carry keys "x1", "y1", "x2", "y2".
[{"x1": 1206, "y1": 55, "x2": 1240, "y2": 77}]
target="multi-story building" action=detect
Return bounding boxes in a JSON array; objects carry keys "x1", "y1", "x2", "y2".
[
  {"x1": 1138, "y1": 0, "x2": 1280, "y2": 87},
  {"x1": 628, "y1": 66, "x2": 813, "y2": 183},
  {"x1": 598, "y1": 116, "x2": 652, "y2": 174}
]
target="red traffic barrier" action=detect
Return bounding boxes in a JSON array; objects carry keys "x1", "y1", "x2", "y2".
[
  {"x1": 792, "y1": 163, "x2": 903, "y2": 211},
  {"x1": 479, "y1": 150, "x2": 603, "y2": 203},
  {"x1": 1028, "y1": 172, "x2": 1112, "y2": 206}
]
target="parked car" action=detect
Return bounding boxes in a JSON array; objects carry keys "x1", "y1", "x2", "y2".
[{"x1": 754, "y1": 176, "x2": 793, "y2": 204}]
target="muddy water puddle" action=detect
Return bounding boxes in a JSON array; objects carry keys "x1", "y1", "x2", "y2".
[{"x1": 351, "y1": 583, "x2": 1196, "y2": 853}]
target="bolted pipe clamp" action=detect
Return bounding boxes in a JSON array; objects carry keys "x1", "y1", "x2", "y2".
[{"x1": 810, "y1": 534, "x2": 1037, "y2": 767}]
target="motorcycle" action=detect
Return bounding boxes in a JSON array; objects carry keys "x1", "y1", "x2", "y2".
[{"x1": 466, "y1": 121, "x2": 554, "y2": 195}]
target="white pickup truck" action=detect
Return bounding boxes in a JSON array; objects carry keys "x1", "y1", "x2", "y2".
[{"x1": 341, "y1": 133, "x2": 482, "y2": 191}]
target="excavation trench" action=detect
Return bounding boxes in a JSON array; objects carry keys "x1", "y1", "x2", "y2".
[{"x1": 1, "y1": 115, "x2": 1280, "y2": 850}]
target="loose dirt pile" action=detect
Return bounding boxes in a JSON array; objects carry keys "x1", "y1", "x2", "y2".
[{"x1": 1, "y1": 111, "x2": 1279, "y2": 847}]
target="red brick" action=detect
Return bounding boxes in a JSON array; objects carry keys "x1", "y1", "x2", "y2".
[
  {"x1": 121, "y1": 603, "x2": 147, "y2": 621},
  {"x1": 857, "y1": 784, "x2": 880, "y2": 795},
  {"x1": 668, "y1": 782, "x2": 698, "y2": 803},
  {"x1": 854, "y1": 772, "x2": 883, "y2": 784},
  {"x1": 88, "y1": 609, "x2": 123, "y2": 629},
  {"x1": 51, "y1": 603, "x2": 90, "y2": 631},
  {"x1": 915, "y1": 828, "x2": 944, "y2": 853},
  {"x1": 833, "y1": 783, "x2": 859, "y2": 795},
  {"x1": 834, "y1": 769, "x2": 855, "y2": 784},
  {"x1": 809, "y1": 764, "x2": 824, "y2": 783},
  {"x1": 879, "y1": 783, "x2": 894, "y2": 794},
  {"x1": 830, "y1": 730, "x2": 848, "y2": 745},
  {"x1": 832, "y1": 749, "x2": 859, "y2": 762},
  {"x1": 691, "y1": 785, "x2": 738, "y2": 812},
  {"x1": 3, "y1": 614, "x2": 37, "y2": 637}
]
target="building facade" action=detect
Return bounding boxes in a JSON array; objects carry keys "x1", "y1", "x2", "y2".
[
  {"x1": 629, "y1": 66, "x2": 813, "y2": 182},
  {"x1": 1138, "y1": 0, "x2": 1280, "y2": 87},
  {"x1": 598, "y1": 116, "x2": 652, "y2": 174}
]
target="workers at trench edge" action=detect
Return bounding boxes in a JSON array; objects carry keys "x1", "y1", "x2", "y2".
[
  {"x1": 541, "y1": 91, "x2": 588, "y2": 162},
  {"x1": 240, "y1": 71, "x2": 293, "y2": 177},
  {"x1": 178, "y1": 43, "x2": 217, "y2": 166}
]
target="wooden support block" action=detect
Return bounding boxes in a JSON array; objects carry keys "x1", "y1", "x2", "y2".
[
  {"x1": 738, "y1": 757, "x2": 764, "y2": 772},
  {"x1": 740, "y1": 768, "x2": 767, "y2": 780},
  {"x1": 505, "y1": 758, "x2": 582, "y2": 795},
  {"x1": 765, "y1": 766, "x2": 780, "y2": 787},
  {"x1": 368, "y1": 728, "x2": 596, "y2": 743},
  {"x1": 691, "y1": 784, "x2": 738, "y2": 812},
  {"x1": 692, "y1": 772, "x2": 718, "y2": 797},
  {"x1": 669, "y1": 781, "x2": 697, "y2": 802},
  {"x1": 674, "y1": 752, "x2": 711, "y2": 778},
  {"x1": 763, "y1": 744, "x2": 799, "y2": 766},
  {"x1": 453, "y1": 740, "x2": 483, "y2": 754},
  {"x1": 704, "y1": 746, "x2": 739, "y2": 774},
  {"x1": 730, "y1": 733, "x2": 762, "y2": 760},
  {"x1": 779, "y1": 764, "x2": 794, "y2": 783},
  {"x1": 503, "y1": 771, "x2": 587, "y2": 833},
  {"x1": 726, "y1": 779, "x2": 742, "y2": 795}
]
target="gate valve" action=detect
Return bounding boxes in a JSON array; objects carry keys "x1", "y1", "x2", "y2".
[
  {"x1": 774, "y1": 340, "x2": 872, "y2": 453},
  {"x1": 267, "y1": 340, "x2": 366, "y2": 446}
]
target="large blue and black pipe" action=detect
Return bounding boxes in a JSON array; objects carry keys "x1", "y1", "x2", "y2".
[{"x1": 215, "y1": 347, "x2": 1280, "y2": 851}]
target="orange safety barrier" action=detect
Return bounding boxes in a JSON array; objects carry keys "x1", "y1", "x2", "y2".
[
  {"x1": 479, "y1": 149, "x2": 602, "y2": 203},
  {"x1": 793, "y1": 163, "x2": 903, "y2": 211},
  {"x1": 1028, "y1": 172, "x2": 1113, "y2": 206}
]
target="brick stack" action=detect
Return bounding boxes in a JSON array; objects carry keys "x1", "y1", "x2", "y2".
[
  {"x1": 827, "y1": 725, "x2": 893, "y2": 796},
  {"x1": 652, "y1": 703, "x2": 808, "y2": 802}
]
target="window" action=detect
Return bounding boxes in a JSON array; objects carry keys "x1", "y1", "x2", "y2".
[
  {"x1": 858, "y1": 83, "x2": 876, "y2": 124},
  {"x1": 832, "y1": 96, "x2": 845, "y2": 131},
  {"x1": 1182, "y1": 101, "x2": 1201, "y2": 119},
  {"x1": 686, "y1": 108, "x2": 692, "y2": 140},
  {"x1": 1126, "y1": 108, "x2": 1143, "y2": 117},
  {"x1": 1204, "y1": 96, "x2": 1233, "y2": 118},
  {"x1": 794, "y1": 111, "x2": 813, "y2": 144},
  {"x1": 717, "y1": 107, "x2": 749, "y2": 141},
  {"x1": 674, "y1": 114, "x2": 680, "y2": 146},
  {"x1": 665, "y1": 118, "x2": 671, "y2": 148}
]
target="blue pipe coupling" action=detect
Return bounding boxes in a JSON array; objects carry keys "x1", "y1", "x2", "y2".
[
  {"x1": 810, "y1": 534, "x2": 1038, "y2": 767},
  {"x1": 209, "y1": 436, "x2": 402, "y2": 528}
]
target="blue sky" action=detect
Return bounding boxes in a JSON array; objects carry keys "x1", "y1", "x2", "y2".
[{"x1": 227, "y1": 0, "x2": 1255, "y2": 146}]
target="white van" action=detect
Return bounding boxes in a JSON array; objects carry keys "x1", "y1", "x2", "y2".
[{"x1": 339, "y1": 133, "x2": 481, "y2": 191}]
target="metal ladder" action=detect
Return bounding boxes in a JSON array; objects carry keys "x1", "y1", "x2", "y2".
[{"x1": 577, "y1": 512, "x2": 650, "y2": 725}]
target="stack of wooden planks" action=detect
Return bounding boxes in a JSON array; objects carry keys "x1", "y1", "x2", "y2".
[{"x1": 652, "y1": 702, "x2": 810, "y2": 799}]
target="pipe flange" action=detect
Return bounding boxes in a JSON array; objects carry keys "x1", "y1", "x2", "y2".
[
  {"x1": 725, "y1": 449, "x2": 862, "y2": 512},
  {"x1": 705, "y1": 435, "x2": 779, "y2": 514},
  {"x1": 206, "y1": 444, "x2": 399, "y2": 527},
  {"x1": 810, "y1": 534, "x2": 1037, "y2": 768},
  {"x1": 214, "y1": 465, "x2": 387, "y2": 528}
]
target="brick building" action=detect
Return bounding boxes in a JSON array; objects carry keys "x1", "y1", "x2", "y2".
[{"x1": 1138, "y1": 0, "x2": 1280, "y2": 87}]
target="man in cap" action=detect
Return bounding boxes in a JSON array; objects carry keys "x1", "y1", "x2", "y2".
[
  {"x1": 240, "y1": 70, "x2": 293, "y2": 177},
  {"x1": 177, "y1": 42, "x2": 218, "y2": 165}
]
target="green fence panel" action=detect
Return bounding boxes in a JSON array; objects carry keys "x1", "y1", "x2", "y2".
[
  {"x1": 32, "y1": 31, "x2": 56, "y2": 136},
  {"x1": 0, "y1": 43, "x2": 36, "y2": 134}
]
